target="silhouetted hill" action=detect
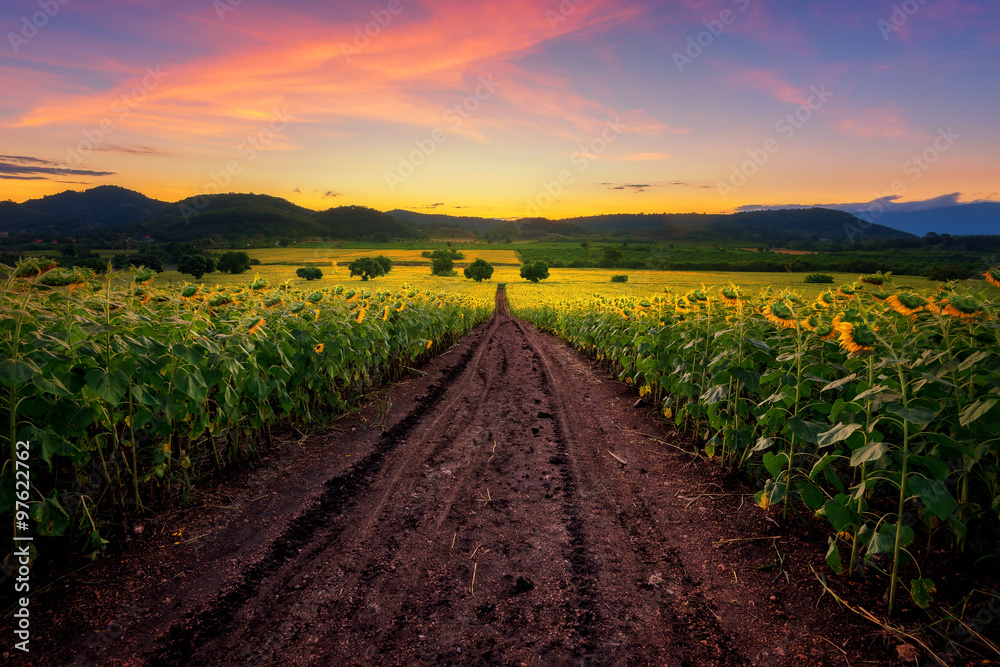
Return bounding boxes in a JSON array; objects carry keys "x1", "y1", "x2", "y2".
[
  {"x1": 389, "y1": 207, "x2": 911, "y2": 244},
  {"x1": 22, "y1": 185, "x2": 168, "y2": 226},
  {"x1": 1, "y1": 187, "x2": 426, "y2": 242}
]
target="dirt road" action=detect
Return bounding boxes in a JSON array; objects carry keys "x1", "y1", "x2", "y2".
[{"x1": 24, "y1": 287, "x2": 881, "y2": 666}]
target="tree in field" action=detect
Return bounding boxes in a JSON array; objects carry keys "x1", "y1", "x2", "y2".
[
  {"x1": 177, "y1": 254, "x2": 209, "y2": 279},
  {"x1": 216, "y1": 251, "x2": 252, "y2": 274},
  {"x1": 432, "y1": 256, "x2": 454, "y2": 276},
  {"x1": 464, "y1": 258, "x2": 494, "y2": 282},
  {"x1": 520, "y1": 261, "x2": 549, "y2": 283},
  {"x1": 296, "y1": 267, "x2": 323, "y2": 280},
  {"x1": 349, "y1": 257, "x2": 385, "y2": 281},
  {"x1": 374, "y1": 255, "x2": 393, "y2": 274}
]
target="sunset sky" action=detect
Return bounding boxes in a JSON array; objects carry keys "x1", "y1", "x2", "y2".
[{"x1": 2, "y1": 0, "x2": 999, "y2": 219}]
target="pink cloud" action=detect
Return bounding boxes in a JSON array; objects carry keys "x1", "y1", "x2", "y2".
[{"x1": 833, "y1": 107, "x2": 925, "y2": 140}]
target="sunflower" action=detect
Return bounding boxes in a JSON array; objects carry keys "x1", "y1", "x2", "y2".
[
  {"x1": 764, "y1": 301, "x2": 798, "y2": 329},
  {"x1": 248, "y1": 317, "x2": 265, "y2": 335},
  {"x1": 984, "y1": 268, "x2": 1000, "y2": 289},
  {"x1": 784, "y1": 292, "x2": 805, "y2": 306},
  {"x1": 868, "y1": 290, "x2": 889, "y2": 301},
  {"x1": 814, "y1": 291, "x2": 835, "y2": 309},
  {"x1": 805, "y1": 314, "x2": 836, "y2": 340},
  {"x1": 356, "y1": 307, "x2": 366, "y2": 323},
  {"x1": 314, "y1": 343, "x2": 325, "y2": 354},
  {"x1": 941, "y1": 295, "x2": 982, "y2": 319},
  {"x1": 719, "y1": 285, "x2": 746, "y2": 306},
  {"x1": 886, "y1": 291, "x2": 928, "y2": 316},
  {"x1": 837, "y1": 285, "x2": 857, "y2": 299},
  {"x1": 426, "y1": 339, "x2": 433, "y2": 350},
  {"x1": 835, "y1": 321, "x2": 878, "y2": 355}
]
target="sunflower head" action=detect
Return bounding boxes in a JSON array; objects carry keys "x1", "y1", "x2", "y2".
[
  {"x1": 887, "y1": 291, "x2": 928, "y2": 316},
  {"x1": 837, "y1": 284, "x2": 857, "y2": 299},
  {"x1": 720, "y1": 285, "x2": 745, "y2": 305},
  {"x1": 764, "y1": 301, "x2": 798, "y2": 329},
  {"x1": 941, "y1": 295, "x2": 982, "y2": 319},
  {"x1": 805, "y1": 314, "x2": 836, "y2": 340},
  {"x1": 835, "y1": 321, "x2": 878, "y2": 355},
  {"x1": 314, "y1": 343, "x2": 325, "y2": 354},
  {"x1": 815, "y1": 291, "x2": 835, "y2": 309},
  {"x1": 984, "y1": 267, "x2": 1000, "y2": 289}
]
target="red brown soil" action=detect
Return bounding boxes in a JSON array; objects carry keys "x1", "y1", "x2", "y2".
[{"x1": 15, "y1": 287, "x2": 903, "y2": 666}]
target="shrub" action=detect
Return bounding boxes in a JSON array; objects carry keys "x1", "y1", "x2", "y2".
[
  {"x1": 804, "y1": 273, "x2": 835, "y2": 283},
  {"x1": 464, "y1": 258, "x2": 494, "y2": 282},
  {"x1": 295, "y1": 267, "x2": 323, "y2": 280},
  {"x1": 611, "y1": 274, "x2": 628, "y2": 283}
]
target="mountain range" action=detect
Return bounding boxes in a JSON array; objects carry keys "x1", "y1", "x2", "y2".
[{"x1": 8, "y1": 185, "x2": 988, "y2": 245}]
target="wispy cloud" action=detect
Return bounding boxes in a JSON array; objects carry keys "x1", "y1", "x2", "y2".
[
  {"x1": 834, "y1": 106, "x2": 924, "y2": 140},
  {"x1": 0, "y1": 154, "x2": 115, "y2": 180}
]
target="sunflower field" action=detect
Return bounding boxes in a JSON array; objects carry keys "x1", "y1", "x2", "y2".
[
  {"x1": 1, "y1": 260, "x2": 492, "y2": 555},
  {"x1": 514, "y1": 269, "x2": 1000, "y2": 612}
]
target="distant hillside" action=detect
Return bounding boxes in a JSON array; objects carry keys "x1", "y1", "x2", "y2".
[
  {"x1": 387, "y1": 209, "x2": 502, "y2": 235},
  {"x1": 388, "y1": 207, "x2": 910, "y2": 245},
  {"x1": 866, "y1": 203, "x2": 1000, "y2": 237},
  {"x1": 560, "y1": 208, "x2": 911, "y2": 243},
  {"x1": 1, "y1": 187, "x2": 426, "y2": 242},
  {"x1": 22, "y1": 185, "x2": 168, "y2": 227}
]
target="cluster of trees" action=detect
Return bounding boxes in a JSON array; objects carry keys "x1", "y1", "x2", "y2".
[
  {"x1": 348, "y1": 255, "x2": 393, "y2": 280},
  {"x1": 427, "y1": 249, "x2": 464, "y2": 276},
  {"x1": 295, "y1": 267, "x2": 324, "y2": 280},
  {"x1": 177, "y1": 251, "x2": 253, "y2": 279}
]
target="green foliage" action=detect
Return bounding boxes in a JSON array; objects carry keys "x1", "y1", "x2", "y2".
[
  {"x1": 295, "y1": 267, "x2": 323, "y2": 280},
  {"x1": 926, "y1": 264, "x2": 975, "y2": 281},
  {"x1": 216, "y1": 251, "x2": 252, "y2": 275},
  {"x1": 464, "y1": 258, "x2": 494, "y2": 282},
  {"x1": 349, "y1": 256, "x2": 385, "y2": 281},
  {"x1": 431, "y1": 256, "x2": 455, "y2": 276},
  {"x1": 112, "y1": 253, "x2": 165, "y2": 272},
  {"x1": 177, "y1": 254, "x2": 210, "y2": 279},
  {"x1": 513, "y1": 279, "x2": 1000, "y2": 613},
  {"x1": 423, "y1": 249, "x2": 465, "y2": 261},
  {"x1": 374, "y1": 255, "x2": 393, "y2": 274},
  {"x1": 610, "y1": 274, "x2": 628, "y2": 283},
  {"x1": 0, "y1": 259, "x2": 491, "y2": 558},
  {"x1": 520, "y1": 261, "x2": 550, "y2": 283},
  {"x1": 804, "y1": 273, "x2": 835, "y2": 283}
]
